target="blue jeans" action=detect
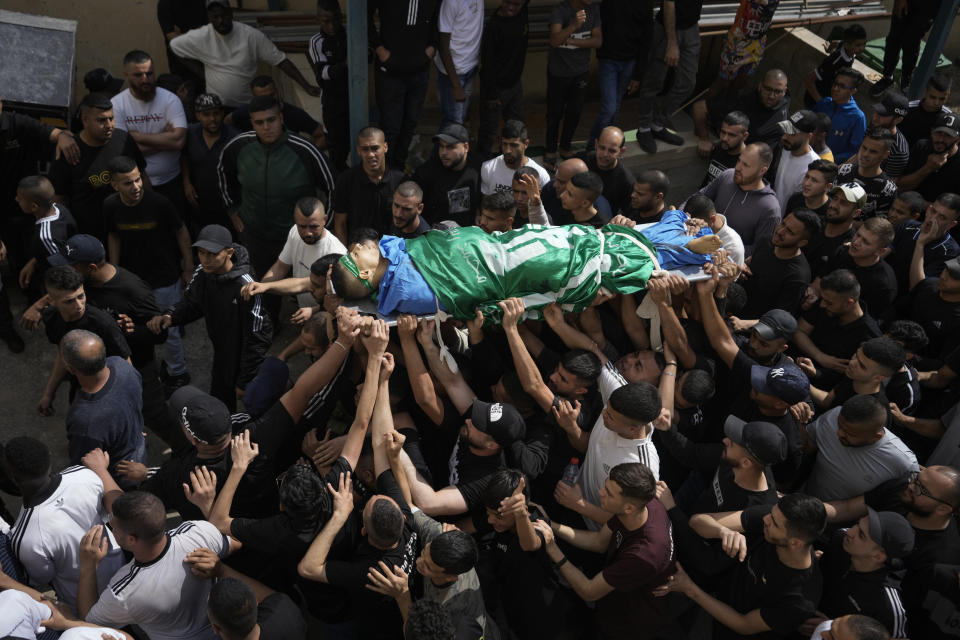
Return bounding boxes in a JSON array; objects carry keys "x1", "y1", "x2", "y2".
[
  {"x1": 153, "y1": 280, "x2": 187, "y2": 376},
  {"x1": 436, "y1": 66, "x2": 477, "y2": 126},
  {"x1": 588, "y1": 58, "x2": 637, "y2": 147}
]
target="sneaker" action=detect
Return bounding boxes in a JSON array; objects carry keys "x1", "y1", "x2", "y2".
[
  {"x1": 636, "y1": 130, "x2": 657, "y2": 154},
  {"x1": 870, "y1": 76, "x2": 894, "y2": 99},
  {"x1": 652, "y1": 127, "x2": 684, "y2": 146},
  {"x1": 1, "y1": 330, "x2": 24, "y2": 354}
]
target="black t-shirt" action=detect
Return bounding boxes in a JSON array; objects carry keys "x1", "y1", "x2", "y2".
[
  {"x1": 412, "y1": 153, "x2": 482, "y2": 227},
  {"x1": 333, "y1": 166, "x2": 407, "y2": 236},
  {"x1": 824, "y1": 250, "x2": 898, "y2": 315},
  {"x1": 656, "y1": 0, "x2": 703, "y2": 29},
  {"x1": 786, "y1": 192, "x2": 829, "y2": 219},
  {"x1": 104, "y1": 190, "x2": 185, "y2": 288},
  {"x1": 550, "y1": 205, "x2": 612, "y2": 228},
  {"x1": 48, "y1": 131, "x2": 147, "y2": 240},
  {"x1": 885, "y1": 364, "x2": 921, "y2": 415},
  {"x1": 829, "y1": 376, "x2": 888, "y2": 409},
  {"x1": 84, "y1": 266, "x2": 163, "y2": 367},
  {"x1": 803, "y1": 306, "x2": 882, "y2": 361},
  {"x1": 257, "y1": 592, "x2": 309, "y2": 640},
  {"x1": 582, "y1": 151, "x2": 636, "y2": 215},
  {"x1": 803, "y1": 226, "x2": 855, "y2": 279},
  {"x1": 44, "y1": 304, "x2": 131, "y2": 361},
  {"x1": 899, "y1": 104, "x2": 951, "y2": 147},
  {"x1": 185, "y1": 123, "x2": 241, "y2": 214},
  {"x1": 906, "y1": 278, "x2": 960, "y2": 358},
  {"x1": 723, "y1": 505, "x2": 821, "y2": 640},
  {"x1": 453, "y1": 440, "x2": 506, "y2": 512},
  {"x1": 888, "y1": 220, "x2": 960, "y2": 297},
  {"x1": 740, "y1": 238, "x2": 812, "y2": 319},
  {"x1": 689, "y1": 465, "x2": 779, "y2": 515},
  {"x1": 324, "y1": 470, "x2": 418, "y2": 640},
  {"x1": 835, "y1": 163, "x2": 897, "y2": 219},
  {"x1": 808, "y1": 47, "x2": 856, "y2": 106},
  {"x1": 701, "y1": 145, "x2": 741, "y2": 188},
  {"x1": 902, "y1": 138, "x2": 960, "y2": 203},
  {"x1": 901, "y1": 518, "x2": 960, "y2": 639},
  {"x1": 708, "y1": 91, "x2": 791, "y2": 151}
]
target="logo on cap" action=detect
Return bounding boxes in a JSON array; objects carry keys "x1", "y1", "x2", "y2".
[
  {"x1": 181, "y1": 406, "x2": 189, "y2": 427},
  {"x1": 490, "y1": 404, "x2": 503, "y2": 422}
]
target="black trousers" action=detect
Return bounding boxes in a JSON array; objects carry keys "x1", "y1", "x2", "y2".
[
  {"x1": 882, "y1": 0, "x2": 942, "y2": 85},
  {"x1": 476, "y1": 80, "x2": 525, "y2": 159},
  {"x1": 545, "y1": 72, "x2": 589, "y2": 154},
  {"x1": 375, "y1": 67, "x2": 430, "y2": 170}
]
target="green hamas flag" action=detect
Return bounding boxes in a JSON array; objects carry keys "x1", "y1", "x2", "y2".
[{"x1": 404, "y1": 224, "x2": 658, "y2": 321}]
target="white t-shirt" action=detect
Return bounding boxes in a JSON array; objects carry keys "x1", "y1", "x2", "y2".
[
  {"x1": 11, "y1": 466, "x2": 124, "y2": 610},
  {"x1": 170, "y1": 23, "x2": 286, "y2": 107},
  {"x1": 773, "y1": 147, "x2": 820, "y2": 213},
  {"x1": 480, "y1": 155, "x2": 551, "y2": 195},
  {"x1": 111, "y1": 88, "x2": 188, "y2": 186},
  {"x1": 435, "y1": 0, "x2": 484, "y2": 75},
  {"x1": 61, "y1": 627, "x2": 127, "y2": 640},
  {"x1": 0, "y1": 590, "x2": 50, "y2": 640},
  {"x1": 714, "y1": 214, "x2": 746, "y2": 266},
  {"x1": 277, "y1": 225, "x2": 346, "y2": 308},
  {"x1": 86, "y1": 520, "x2": 229, "y2": 640},
  {"x1": 577, "y1": 362, "x2": 661, "y2": 530}
]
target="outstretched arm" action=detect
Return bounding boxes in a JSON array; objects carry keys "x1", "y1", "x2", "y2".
[
  {"x1": 397, "y1": 314, "x2": 443, "y2": 424},
  {"x1": 418, "y1": 319, "x2": 477, "y2": 414},
  {"x1": 501, "y1": 298, "x2": 555, "y2": 413}
]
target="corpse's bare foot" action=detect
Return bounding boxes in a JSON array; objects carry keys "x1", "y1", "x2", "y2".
[{"x1": 687, "y1": 234, "x2": 723, "y2": 254}]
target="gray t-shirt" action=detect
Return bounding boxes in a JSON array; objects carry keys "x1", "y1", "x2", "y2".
[
  {"x1": 803, "y1": 407, "x2": 919, "y2": 502},
  {"x1": 548, "y1": 1, "x2": 600, "y2": 77}
]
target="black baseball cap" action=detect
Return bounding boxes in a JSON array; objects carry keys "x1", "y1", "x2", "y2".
[
  {"x1": 48, "y1": 234, "x2": 105, "y2": 266},
  {"x1": 83, "y1": 68, "x2": 124, "y2": 94},
  {"x1": 750, "y1": 362, "x2": 809, "y2": 404},
  {"x1": 206, "y1": 0, "x2": 230, "y2": 7},
  {"x1": 433, "y1": 123, "x2": 469, "y2": 145},
  {"x1": 865, "y1": 507, "x2": 915, "y2": 559},
  {"x1": 195, "y1": 93, "x2": 223, "y2": 112},
  {"x1": 170, "y1": 385, "x2": 232, "y2": 445},
  {"x1": 724, "y1": 416, "x2": 788, "y2": 466},
  {"x1": 944, "y1": 257, "x2": 960, "y2": 278},
  {"x1": 193, "y1": 224, "x2": 233, "y2": 253},
  {"x1": 933, "y1": 112, "x2": 960, "y2": 137},
  {"x1": 470, "y1": 400, "x2": 526, "y2": 446},
  {"x1": 873, "y1": 91, "x2": 908, "y2": 118},
  {"x1": 778, "y1": 110, "x2": 818, "y2": 134},
  {"x1": 754, "y1": 309, "x2": 798, "y2": 341}
]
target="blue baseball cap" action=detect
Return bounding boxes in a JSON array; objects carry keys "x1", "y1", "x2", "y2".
[
  {"x1": 48, "y1": 234, "x2": 105, "y2": 266},
  {"x1": 750, "y1": 362, "x2": 809, "y2": 405}
]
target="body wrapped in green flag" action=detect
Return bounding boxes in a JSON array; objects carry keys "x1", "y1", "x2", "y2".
[{"x1": 404, "y1": 224, "x2": 659, "y2": 321}]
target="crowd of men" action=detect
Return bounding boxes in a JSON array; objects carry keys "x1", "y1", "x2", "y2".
[{"x1": 1, "y1": 0, "x2": 960, "y2": 639}]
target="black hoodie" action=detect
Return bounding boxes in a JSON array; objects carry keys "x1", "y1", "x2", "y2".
[
  {"x1": 167, "y1": 243, "x2": 272, "y2": 389},
  {"x1": 368, "y1": 0, "x2": 441, "y2": 75}
]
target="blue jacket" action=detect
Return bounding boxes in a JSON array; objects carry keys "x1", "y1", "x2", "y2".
[{"x1": 813, "y1": 96, "x2": 866, "y2": 163}]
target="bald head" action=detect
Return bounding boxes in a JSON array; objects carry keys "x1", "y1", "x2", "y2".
[
  {"x1": 555, "y1": 158, "x2": 589, "y2": 195},
  {"x1": 61, "y1": 329, "x2": 106, "y2": 376},
  {"x1": 758, "y1": 69, "x2": 788, "y2": 108},
  {"x1": 596, "y1": 127, "x2": 625, "y2": 170}
]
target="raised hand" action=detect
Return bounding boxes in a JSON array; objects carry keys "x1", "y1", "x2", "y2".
[
  {"x1": 230, "y1": 429, "x2": 259, "y2": 472},
  {"x1": 182, "y1": 466, "x2": 217, "y2": 513}
]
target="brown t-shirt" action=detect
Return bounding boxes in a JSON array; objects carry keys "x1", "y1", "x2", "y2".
[{"x1": 598, "y1": 499, "x2": 677, "y2": 639}]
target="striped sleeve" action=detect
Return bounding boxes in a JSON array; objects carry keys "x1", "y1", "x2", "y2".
[
  {"x1": 885, "y1": 585, "x2": 908, "y2": 638},
  {"x1": 287, "y1": 134, "x2": 336, "y2": 210}
]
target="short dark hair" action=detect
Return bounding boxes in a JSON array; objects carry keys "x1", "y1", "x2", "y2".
[
  {"x1": 112, "y1": 491, "x2": 167, "y2": 544},
  {"x1": 310, "y1": 253, "x2": 343, "y2": 277},
  {"x1": 807, "y1": 158, "x2": 838, "y2": 184},
  {"x1": 81, "y1": 92, "x2": 113, "y2": 113},
  {"x1": 722, "y1": 110, "x2": 751, "y2": 130},
  {"x1": 248, "y1": 95, "x2": 280, "y2": 115},
  {"x1": 608, "y1": 462, "x2": 656, "y2": 505},
  {"x1": 512, "y1": 166, "x2": 539, "y2": 183},
  {"x1": 429, "y1": 530, "x2": 478, "y2": 575},
  {"x1": 749, "y1": 142, "x2": 773, "y2": 168},
  {"x1": 482, "y1": 469, "x2": 527, "y2": 511},
  {"x1": 861, "y1": 216, "x2": 895, "y2": 247},
  {"x1": 357, "y1": 126, "x2": 385, "y2": 143},
  {"x1": 929, "y1": 71, "x2": 953, "y2": 93},
  {"x1": 884, "y1": 319, "x2": 928, "y2": 353},
  {"x1": 296, "y1": 196, "x2": 324, "y2": 217},
  {"x1": 560, "y1": 349, "x2": 602, "y2": 387},
  {"x1": 107, "y1": 155, "x2": 139, "y2": 178},
  {"x1": 3, "y1": 436, "x2": 50, "y2": 481},
  {"x1": 61, "y1": 330, "x2": 106, "y2": 376},
  {"x1": 481, "y1": 191, "x2": 517, "y2": 216},
  {"x1": 864, "y1": 126, "x2": 895, "y2": 150},
  {"x1": 778, "y1": 493, "x2": 826, "y2": 543},
  {"x1": 725, "y1": 282, "x2": 747, "y2": 316},
  {"x1": 679, "y1": 369, "x2": 715, "y2": 405},
  {"x1": 123, "y1": 50, "x2": 151, "y2": 66},
  {"x1": 317, "y1": 0, "x2": 343, "y2": 16},
  {"x1": 330, "y1": 262, "x2": 371, "y2": 300},
  {"x1": 279, "y1": 464, "x2": 325, "y2": 523},
  {"x1": 821, "y1": 268, "x2": 861, "y2": 301},
  {"x1": 842, "y1": 24, "x2": 867, "y2": 42},
  {"x1": 348, "y1": 227, "x2": 380, "y2": 247},
  {"x1": 396, "y1": 180, "x2": 424, "y2": 201},
  {"x1": 45, "y1": 265, "x2": 85, "y2": 292},
  {"x1": 208, "y1": 578, "x2": 258, "y2": 638},
  {"x1": 501, "y1": 119, "x2": 527, "y2": 141},
  {"x1": 936, "y1": 192, "x2": 960, "y2": 218},
  {"x1": 405, "y1": 599, "x2": 455, "y2": 640},
  {"x1": 845, "y1": 615, "x2": 891, "y2": 640},
  {"x1": 896, "y1": 191, "x2": 926, "y2": 216},
  {"x1": 814, "y1": 112, "x2": 832, "y2": 133},
  {"x1": 840, "y1": 393, "x2": 889, "y2": 428},
  {"x1": 685, "y1": 194, "x2": 716, "y2": 220},
  {"x1": 497, "y1": 370, "x2": 538, "y2": 415},
  {"x1": 636, "y1": 169, "x2": 669, "y2": 198},
  {"x1": 608, "y1": 382, "x2": 662, "y2": 424},
  {"x1": 788, "y1": 209, "x2": 822, "y2": 239},
  {"x1": 16, "y1": 175, "x2": 55, "y2": 209},
  {"x1": 367, "y1": 497, "x2": 404, "y2": 547},
  {"x1": 570, "y1": 171, "x2": 604, "y2": 201},
  {"x1": 250, "y1": 75, "x2": 274, "y2": 89},
  {"x1": 836, "y1": 66, "x2": 864, "y2": 87},
  {"x1": 861, "y1": 337, "x2": 906, "y2": 373}
]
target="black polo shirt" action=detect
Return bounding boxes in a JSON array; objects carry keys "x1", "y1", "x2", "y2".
[{"x1": 333, "y1": 165, "x2": 407, "y2": 236}]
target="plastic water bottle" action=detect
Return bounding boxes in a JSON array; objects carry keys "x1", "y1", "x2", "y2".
[{"x1": 561, "y1": 458, "x2": 581, "y2": 485}]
